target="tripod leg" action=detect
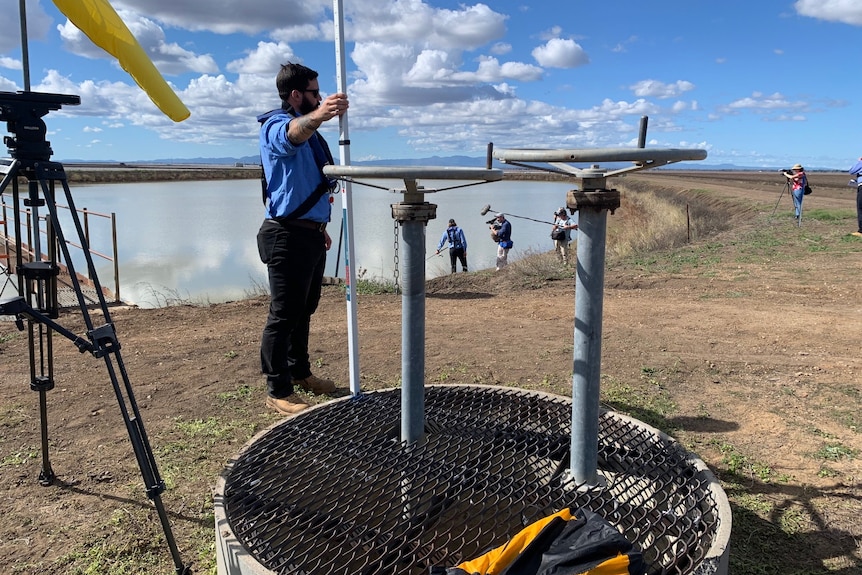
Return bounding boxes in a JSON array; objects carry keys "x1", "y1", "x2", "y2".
[
  {"x1": 34, "y1": 377, "x2": 55, "y2": 485},
  {"x1": 21, "y1": 270, "x2": 56, "y2": 487},
  {"x1": 32, "y1": 165, "x2": 190, "y2": 574},
  {"x1": 14, "y1": 169, "x2": 61, "y2": 487},
  {"x1": 770, "y1": 182, "x2": 788, "y2": 217}
]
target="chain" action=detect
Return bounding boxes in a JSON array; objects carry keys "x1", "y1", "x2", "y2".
[{"x1": 392, "y1": 220, "x2": 400, "y2": 293}]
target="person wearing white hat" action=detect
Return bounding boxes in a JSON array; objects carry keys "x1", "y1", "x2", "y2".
[
  {"x1": 489, "y1": 213, "x2": 512, "y2": 271},
  {"x1": 551, "y1": 207, "x2": 578, "y2": 265},
  {"x1": 782, "y1": 163, "x2": 808, "y2": 222}
]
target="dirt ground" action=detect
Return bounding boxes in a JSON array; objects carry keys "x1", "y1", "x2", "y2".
[{"x1": 1, "y1": 170, "x2": 861, "y2": 574}]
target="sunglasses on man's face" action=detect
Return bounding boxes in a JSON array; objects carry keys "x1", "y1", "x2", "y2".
[{"x1": 301, "y1": 89, "x2": 321, "y2": 98}]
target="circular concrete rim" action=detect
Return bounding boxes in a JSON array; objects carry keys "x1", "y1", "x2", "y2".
[{"x1": 214, "y1": 384, "x2": 731, "y2": 575}]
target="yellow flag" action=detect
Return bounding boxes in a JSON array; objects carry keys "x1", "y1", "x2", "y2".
[{"x1": 52, "y1": 0, "x2": 190, "y2": 122}]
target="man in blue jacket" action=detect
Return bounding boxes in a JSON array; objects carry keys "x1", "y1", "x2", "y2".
[
  {"x1": 436, "y1": 218, "x2": 468, "y2": 273},
  {"x1": 256, "y1": 62, "x2": 348, "y2": 415}
]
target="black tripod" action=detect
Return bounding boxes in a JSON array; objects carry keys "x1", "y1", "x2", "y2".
[
  {"x1": 771, "y1": 177, "x2": 802, "y2": 227},
  {"x1": 0, "y1": 91, "x2": 189, "y2": 574}
]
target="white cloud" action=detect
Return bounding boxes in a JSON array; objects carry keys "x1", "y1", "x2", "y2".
[
  {"x1": 457, "y1": 57, "x2": 543, "y2": 83},
  {"x1": 0, "y1": 0, "x2": 52, "y2": 52},
  {"x1": 226, "y1": 42, "x2": 299, "y2": 76},
  {"x1": 348, "y1": 42, "x2": 524, "y2": 106},
  {"x1": 611, "y1": 36, "x2": 637, "y2": 54},
  {"x1": 724, "y1": 92, "x2": 806, "y2": 112},
  {"x1": 766, "y1": 114, "x2": 806, "y2": 122},
  {"x1": 347, "y1": 0, "x2": 507, "y2": 50},
  {"x1": 490, "y1": 42, "x2": 512, "y2": 56},
  {"x1": 57, "y1": 10, "x2": 218, "y2": 75},
  {"x1": 532, "y1": 38, "x2": 589, "y2": 68},
  {"x1": 115, "y1": 0, "x2": 326, "y2": 34},
  {"x1": 630, "y1": 80, "x2": 695, "y2": 99},
  {"x1": 0, "y1": 75, "x2": 18, "y2": 91},
  {"x1": 795, "y1": 0, "x2": 862, "y2": 25},
  {"x1": 270, "y1": 24, "x2": 327, "y2": 43},
  {"x1": 0, "y1": 56, "x2": 21, "y2": 70},
  {"x1": 539, "y1": 26, "x2": 563, "y2": 41}
]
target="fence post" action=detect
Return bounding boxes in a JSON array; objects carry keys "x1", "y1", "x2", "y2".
[{"x1": 112, "y1": 213, "x2": 119, "y2": 302}]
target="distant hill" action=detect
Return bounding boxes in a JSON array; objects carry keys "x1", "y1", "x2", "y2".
[{"x1": 58, "y1": 155, "x2": 843, "y2": 172}]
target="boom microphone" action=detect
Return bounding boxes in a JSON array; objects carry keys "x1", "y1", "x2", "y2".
[{"x1": 478, "y1": 203, "x2": 556, "y2": 226}]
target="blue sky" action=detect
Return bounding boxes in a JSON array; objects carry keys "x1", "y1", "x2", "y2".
[{"x1": 0, "y1": 0, "x2": 859, "y2": 168}]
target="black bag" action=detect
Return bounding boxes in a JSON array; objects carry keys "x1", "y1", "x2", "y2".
[
  {"x1": 551, "y1": 228, "x2": 566, "y2": 241},
  {"x1": 804, "y1": 183, "x2": 813, "y2": 195}
]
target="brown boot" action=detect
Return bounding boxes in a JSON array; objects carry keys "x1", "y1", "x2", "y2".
[
  {"x1": 294, "y1": 374, "x2": 336, "y2": 394},
  {"x1": 266, "y1": 394, "x2": 309, "y2": 415}
]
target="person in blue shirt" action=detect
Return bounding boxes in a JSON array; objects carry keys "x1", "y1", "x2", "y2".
[
  {"x1": 436, "y1": 218, "x2": 468, "y2": 273},
  {"x1": 848, "y1": 157, "x2": 862, "y2": 237},
  {"x1": 256, "y1": 62, "x2": 348, "y2": 415},
  {"x1": 490, "y1": 213, "x2": 513, "y2": 271}
]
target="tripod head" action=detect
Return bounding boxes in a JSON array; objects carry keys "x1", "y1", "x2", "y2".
[{"x1": 0, "y1": 91, "x2": 80, "y2": 162}]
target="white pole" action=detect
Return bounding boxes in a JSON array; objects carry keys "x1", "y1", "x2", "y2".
[{"x1": 333, "y1": 0, "x2": 361, "y2": 396}]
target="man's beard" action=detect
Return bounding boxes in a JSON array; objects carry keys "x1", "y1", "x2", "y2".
[{"x1": 298, "y1": 96, "x2": 318, "y2": 116}]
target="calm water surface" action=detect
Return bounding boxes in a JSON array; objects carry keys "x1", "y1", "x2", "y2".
[{"x1": 54, "y1": 178, "x2": 578, "y2": 307}]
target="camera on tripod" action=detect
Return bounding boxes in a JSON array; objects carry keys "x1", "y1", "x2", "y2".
[{"x1": 0, "y1": 91, "x2": 80, "y2": 161}]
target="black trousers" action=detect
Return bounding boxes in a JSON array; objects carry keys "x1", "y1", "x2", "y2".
[
  {"x1": 857, "y1": 185, "x2": 862, "y2": 232},
  {"x1": 449, "y1": 247, "x2": 467, "y2": 272},
  {"x1": 257, "y1": 220, "x2": 326, "y2": 398}
]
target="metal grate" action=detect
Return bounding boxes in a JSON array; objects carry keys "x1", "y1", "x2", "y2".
[{"x1": 223, "y1": 386, "x2": 723, "y2": 575}]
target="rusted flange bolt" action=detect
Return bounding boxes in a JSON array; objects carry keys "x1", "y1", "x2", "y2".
[
  {"x1": 566, "y1": 189, "x2": 621, "y2": 215},
  {"x1": 391, "y1": 202, "x2": 437, "y2": 223}
]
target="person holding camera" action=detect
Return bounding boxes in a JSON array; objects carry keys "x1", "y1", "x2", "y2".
[
  {"x1": 256, "y1": 62, "x2": 348, "y2": 415},
  {"x1": 490, "y1": 213, "x2": 513, "y2": 271},
  {"x1": 436, "y1": 218, "x2": 468, "y2": 273},
  {"x1": 551, "y1": 207, "x2": 578, "y2": 265},
  {"x1": 782, "y1": 163, "x2": 808, "y2": 221},
  {"x1": 848, "y1": 157, "x2": 862, "y2": 238}
]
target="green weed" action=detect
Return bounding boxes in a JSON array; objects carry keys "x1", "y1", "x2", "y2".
[
  {"x1": 600, "y1": 373, "x2": 677, "y2": 431},
  {"x1": 717, "y1": 441, "x2": 774, "y2": 482},
  {"x1": 216, "y1": 384, "x2": 253, "y2": 404},
  {"x1": 1, "y1": 447, "x2": 37, "y2": 467},
  {"x1": 813, "y1": 442, "x2": 857, "y2": 461},
  {"x1": 0, "y1": 331, "x2": 19, "y2": 344}
]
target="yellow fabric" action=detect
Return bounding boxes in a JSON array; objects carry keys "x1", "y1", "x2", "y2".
[
  {"x1": 52, "y1": 0, "x2": 190, "y2": 122},
  {"x1": 456, "y1": 508, "x2": 574, "y2": 575},
  {"x1": 576, "y1": 553, "x2": 632, "y2": 575}
]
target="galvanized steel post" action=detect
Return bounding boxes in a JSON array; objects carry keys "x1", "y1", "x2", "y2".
[
  {"x1": 567, "y1": 175, "x2": 620, "y2": 484},
  {"x1": 491, "y1": 146, "x2": 705, "y2": 487},
  {"x1": 391, "y1": 190, "x2": 436, "y2": 444}
]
